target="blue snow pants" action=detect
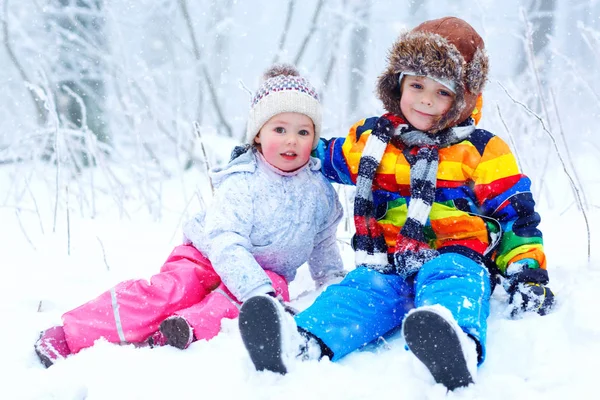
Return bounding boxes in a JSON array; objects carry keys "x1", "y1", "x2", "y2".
[{"x1": 295, "y1": 253, "x2": 491, "y2": 363}]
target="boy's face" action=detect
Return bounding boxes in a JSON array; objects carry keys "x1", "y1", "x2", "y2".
[
  {"x1": 255, "y1": 112, "x2": 315, "y2": 172},
  {"x1": 400, "y1": 75, "x2": 455, "y2": 132}
]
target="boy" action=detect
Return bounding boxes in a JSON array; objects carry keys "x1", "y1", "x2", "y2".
[{"x1": 238, "y1": 17, "x2": 555, "y2": 391}]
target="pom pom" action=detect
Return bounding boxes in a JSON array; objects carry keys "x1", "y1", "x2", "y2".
[{"x1": 263, "y1": 63, "x2": 300, "y2": 80}]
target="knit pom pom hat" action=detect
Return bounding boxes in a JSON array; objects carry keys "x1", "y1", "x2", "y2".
[
  {"x1": 377, "y1": 16, "x2": 489, "y2": 133},
  {"x1": 246, "y1": 64, "x2": 322, "y2": 149}
]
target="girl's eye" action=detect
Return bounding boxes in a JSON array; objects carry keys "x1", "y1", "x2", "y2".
[
  {"x1": 439, "y1": 90, "x2": 452, "y2": 97},
  {"x1": 275, "y1": 127, "x2": 285, "y2": 133},
  {"x1": 411, "y1": 83, "x2": 423, "y2": 89},
  {"x1": 298, "y1": 129, "x2": 310, "y2": 136}
]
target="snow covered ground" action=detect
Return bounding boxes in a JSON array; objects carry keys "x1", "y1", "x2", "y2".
[{"x1": 1, "y1": 160, "x2": 599, "y2": 400}]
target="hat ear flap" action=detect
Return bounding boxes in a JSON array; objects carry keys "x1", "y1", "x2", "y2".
[
  {"x1": 377, "y1": 71, "x2": 403, "y2": 117},
  {"x1": 464, "y1": 47, "x2": 489, "y2": 94}
]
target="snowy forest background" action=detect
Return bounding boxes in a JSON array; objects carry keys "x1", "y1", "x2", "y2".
[{"x1": 1, "y1": 0, "x2": 599, "y2": 399}]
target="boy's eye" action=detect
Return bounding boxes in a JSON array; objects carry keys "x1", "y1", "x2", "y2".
[
  {"x1": 298, "y1": 129, "x2": 310, "y2": 136},
  {"x1": 275, "y1": 127, "x2": 285, "y2": 133}
]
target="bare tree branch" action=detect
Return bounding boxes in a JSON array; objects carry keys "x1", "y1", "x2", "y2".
[
  {"x1": 178, "y1": 0, "x2": 233, "y2": 137},
  {"x1": 499, "y1": 82, "x2": 591, "y2": 263},
  {"x1": 495, "y1": 104, "x2": 523, "y2": 171},
  {"x1": 294, "y1": 0, "x2": 325, "y2": 65},
  {"x1": 96, "y1": 236, "x2": 110, "y2": 271},
  {"x1": 272, "y1": 0, "x2": 296, "y2": 64},
  {"x1": 549, "y1": 87, "x2": 588, "y2": 209},
  {"x1": 193, "y1": 122, "x2": 214, "y2": 194},
  {"x1": 1, "y1": 0, "x2": 47, "y2": 124},
  {"x1": 14, "y1": 209, "x2": 37, "y2": 250}
]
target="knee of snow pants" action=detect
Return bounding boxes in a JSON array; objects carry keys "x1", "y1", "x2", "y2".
[
  {"x1": 160, "y1": 244, "x2": 221, "y2": 291},
  {"x1": 414, "y1": 252, "x2": 491, "y2": 364},
  {"x1": 177, "y1": 270, "x2": 289, "y2": 341},
  {"x1": 175, "y1": 286, "x2": 241, "y2": 341},
  {"x1": 295, "y1": 267, "x2": 414, "y2": 361}
]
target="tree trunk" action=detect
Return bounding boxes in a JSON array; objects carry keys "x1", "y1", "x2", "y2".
[
  {"x1": 515, "y1": 0, "x2": 557, "y2": 84},
  {"x1": 48, "y1": 0, "x2": 109, "y2": 166},
  {"x1": 347, "y1": 0, "x2": 370, "y2": 122}
]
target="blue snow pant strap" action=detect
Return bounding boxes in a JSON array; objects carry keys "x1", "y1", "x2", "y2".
[
  {"x1": 295, "y1": 267, "x2": 414, "y2": 361},
  {"x1": 414, "y1": 252, "x2": 492, "y2": 364}
]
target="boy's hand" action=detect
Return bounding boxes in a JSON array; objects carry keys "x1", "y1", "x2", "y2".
[
  {"x1": 503, "y1": 259, "x2": 555, "y2": 317},
  {"x1": 507, "y1": 282, "x2": 555, "y2": 318}
]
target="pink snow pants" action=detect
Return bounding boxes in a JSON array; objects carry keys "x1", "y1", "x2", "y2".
[{"x1": 62, "y1": 244, "x2": 289, "y2": 354}]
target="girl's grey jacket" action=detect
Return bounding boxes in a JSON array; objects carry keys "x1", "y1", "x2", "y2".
[{"x1": 183, "y1": 148, "x2": 345, "y2": 302}]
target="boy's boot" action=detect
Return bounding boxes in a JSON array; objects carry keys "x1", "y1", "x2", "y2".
[
  {"x1": 34, "y1": 326, "x2": 72, "y2": 368},
  {"x1": 239, "y1": 295, "x2": 322, "y2": 374},
  {"x1": 403, "y1": 307, "x2": 477, "y2": 391},
  {"x1": 149, "y1": 316, "x2": 194, "y2": 350}
]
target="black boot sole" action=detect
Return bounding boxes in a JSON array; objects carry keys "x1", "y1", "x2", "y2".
[
  {"x1": 239, "y1": 296, "x2": 287, "y2": 374},
  {"x1": 160, "y1": 317, "x2": 192, "y2": 350},
  {"x1": 403, "y1": 309, "x2": 473, "y2": 391},
  {"x1": 34, "y1": 342, "x2": 54, "y2": 368}
]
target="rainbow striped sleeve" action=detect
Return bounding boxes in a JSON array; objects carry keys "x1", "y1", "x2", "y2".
[
  {"x1": 470, "y1": 131, "x2": 546, "y2": 274},
  {"x1": 315, "y1": 117, "x2": 379, "y2": 185}
]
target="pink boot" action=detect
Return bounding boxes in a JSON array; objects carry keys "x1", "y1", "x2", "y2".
[
  {"x1": 34, "y1": 326, "x2": 72, "y2": 368},
  {"x1": 147, "y1": 316, "x2": 194, "y2": 350}
]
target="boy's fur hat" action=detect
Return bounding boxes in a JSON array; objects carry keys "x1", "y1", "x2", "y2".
[
  {"x1": 246, "y1": 64, "x2": 321, "y2": 149},
  {"x1": 377, "y1": 16, "x2": 489, "y2": 133}
]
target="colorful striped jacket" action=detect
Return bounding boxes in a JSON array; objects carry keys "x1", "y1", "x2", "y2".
[{"x1": 316, "y1": 117, "x2": 547, "y2": 278}]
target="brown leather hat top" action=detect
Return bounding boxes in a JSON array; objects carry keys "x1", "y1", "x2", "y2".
[
  {"x1": 377, "y1": 16, "x2": 489, "y2": 132},
  {"x1": 413, "y1": 17, "x2": 484, "y2": 65}
]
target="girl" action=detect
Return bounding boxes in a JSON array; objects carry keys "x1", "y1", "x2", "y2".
[{"x1": 35, "y1": 64, "x2": 345, "y2": 367}]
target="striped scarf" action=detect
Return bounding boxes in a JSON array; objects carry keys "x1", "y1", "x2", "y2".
[{"x1": 354, "y1": 114, "x2": 475, "y2": 278}]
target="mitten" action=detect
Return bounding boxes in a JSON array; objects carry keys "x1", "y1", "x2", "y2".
[
  {"x1": 507, "y1": 282, "x2": 555, "y2": 317},
  {"x1": 315, "y1": 270, "x2": 347, "y2": 289},
  {"x1": 504, "y1": 259, "x2": 555, "y2": 317}
]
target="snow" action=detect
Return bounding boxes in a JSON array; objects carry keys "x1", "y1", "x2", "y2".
[
  {"x1": 2, "y1": 1, "x2": 599, "y2": 396},
  {"x1": 1, "y1": 161, "x2": 599, "y2": 400}
]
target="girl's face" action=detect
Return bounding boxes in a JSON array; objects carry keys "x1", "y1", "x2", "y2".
[
  {"x1": 255, "y1": 112, "x2": 315, "y2": 172},
  {"x1": 400, "y1": 75, "x2": 455, "y2": 132}
]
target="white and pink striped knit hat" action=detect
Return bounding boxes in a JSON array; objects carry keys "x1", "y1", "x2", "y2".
[{"x1": 246, "y1": 64, "x2": 322, "y2": 149}]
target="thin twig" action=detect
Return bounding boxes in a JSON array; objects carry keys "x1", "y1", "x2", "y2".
[
  {"x1": 96, "y1": 236, "x2": 110, "y2": 271},
  {"x1": 24, "y1": 174, "x2": 45, "y2": 234},
  {"x1": 193, "y1": 121, "x2": 215, "y2": 194},
  {"x1": 498, "y1": 82, "x2": 591, "y2": 263},
  {"x1": 85, "y1": 127, "x2": 97, "y2": 218},
  {"x1": 66, "y1": 185, "x2": 71, "y2": 256},
  {"x1": 496, "y1": 104, "x2": 523, "y2": 171},
  {"x1": 42, "y1": 82, "x2": 61, "y2": 234},
  {"x1": 14, "y1": 209, "x2": 37, "y2": 250},
  {"x1": 169, "y1": 192, "x2": 203, "y2": 244},
  {"x1": 549, "y1": 87, "x2": 588, "y2": 209}
]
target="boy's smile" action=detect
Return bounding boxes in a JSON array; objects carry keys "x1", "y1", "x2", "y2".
[{"x1": 400, "y1": 75, "x2": 455, "y2": 132}]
